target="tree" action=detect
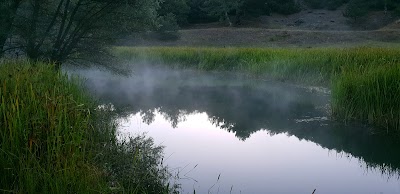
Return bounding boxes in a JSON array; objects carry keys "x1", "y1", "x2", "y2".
[
  {"x1": 203, "y1": 0, "x2": 244, "y2": 26},
  {"x1": 343, "y1": 0, "x2": 369, "y2": 21},
  {"x1": 158, "y1": 0, "x2": 190, "y2": 26},
  {"x1": 3, "y1": 0, "x2": 160, "y2": 68},
  {"x1": 156, "y1": 13, "x2": 181, "y2": 40},
  {"x1": 0, "y1": 0, "x2": 22, "y2": 57},
  {"x1": 266, "y1": 0, "x2": 301, "y2": 15},
  {"x1": 187, "y1": 0, "x2": 217, "y2": 23},
  {"x1": 244, "y1": 0, "x2": 269, "y2": 16}
]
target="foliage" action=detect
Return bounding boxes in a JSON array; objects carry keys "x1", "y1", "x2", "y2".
[
  {"x1": 203, "y1": 0, "x2": 245, "y2": 26},
  {"x1": 187, "y1": 0, "x2": 219, "y2": 23},
  {"x1": 1, "y1": 0, "x2": 160, "y2": 66},
  {"x1": 159, "y1": 0, "x2": 190, "y2": 26},
  {"x1": 157, "y1": 13, "x2": 181, "y2": 40},
  {"x1": 343, "y1": 0, "x2": 369, "y2": 21},
  {"x1": 332, "y1": 64, "x2": 400, "y2": 130},
  {"x1": 266, "y1": 0, "x2": 301, "y2": 15},
  {"x1": 0, "y1": 0, "x2": 22, "y2": 57},
  {"x1": 0, "y1": 61, "x2": 178, "y2": 193},
  {"x1": 0, "y1": 61, "x2": 102, "y2": 193},
  {"x1": 304, "y1": 0, "x2": 349, "y2": 10},
  {"x1": 244, "y1": 0, "x2": 270, "y2": 16}
]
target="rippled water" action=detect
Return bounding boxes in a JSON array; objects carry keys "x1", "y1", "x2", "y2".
[{"x1": 70, "y1": 66, "x2": 400, "y2": 194}]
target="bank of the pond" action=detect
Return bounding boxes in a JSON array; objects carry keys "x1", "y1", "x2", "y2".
[
  {"x1": 0, "y1": 61, "x2": 177, "y2": 193},
  {"x1": 114, "y1": 46, "x2": 400, "y2": 131}
]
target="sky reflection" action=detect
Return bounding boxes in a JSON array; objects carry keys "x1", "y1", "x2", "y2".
[{"x1": 119, "y1": 111, "x2": 400, "y2": 194}]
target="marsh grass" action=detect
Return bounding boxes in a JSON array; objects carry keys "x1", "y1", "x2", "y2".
[
  {"x1": 115, "y1": 46, "x2": 400, "y2": 85},
  {"x1": 0, "y1": 60, "x2": 177, "y2": 193},
  {"x1": 114, "y1": 46, "x2": 400, "y2": 131},
  {"x1": 333, "y1": 64, "x2": 400, "y2": 131}
]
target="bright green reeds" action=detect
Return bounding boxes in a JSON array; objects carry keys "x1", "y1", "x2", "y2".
[
  {"x1": 0, "y1": 61, "x2": 104, "y2": 193},
  {"x1": 332, "y1": 64, "x2": 400, "y2": 131},
  {"x1": 0, "y1": 60, "x2": 176, "y2": 193},
  {"x1": 114, "y1": 46, "x2": 400, "y2": 131},
  {"x1": 114, "y1": 46, "x2": 400, "y2": 85}
]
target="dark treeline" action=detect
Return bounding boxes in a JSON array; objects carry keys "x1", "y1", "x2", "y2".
[
  {"x1": 0, "y1": 0, "x2": 162, "y2": 66},
  {"x1": 162, "y1": 0, "x2": 400, "y2": 26}
]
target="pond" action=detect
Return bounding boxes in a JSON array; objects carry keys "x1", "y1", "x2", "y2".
[{"x1": 70, "y1": 66, "x2": 400, "y2": 194}]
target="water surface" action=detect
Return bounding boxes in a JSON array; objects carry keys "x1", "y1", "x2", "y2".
[{"x1": 71, "y1": 66, "x2": 400, "y2": 194}]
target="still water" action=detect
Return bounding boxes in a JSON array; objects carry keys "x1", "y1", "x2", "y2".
[{"x1": 71, "y1": 66, "x2": 400, "y2": 194}]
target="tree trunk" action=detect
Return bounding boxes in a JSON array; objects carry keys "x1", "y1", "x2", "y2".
[
  {"x1": 0, "y1": 0, "x2": 21, "y2": 57},
  {"x1": 26, "y1": 0, "x2": 41, "y2": 60},
  {"x1": 0, "y1": 33, "x2": 9, "y2": 57},
  {"x1": 384, "y1": 2, "x2": 387, "y2": 15},
  {"x1": 234, "y1": 7, "x2": 241, "y2": 26},
  {"x1": 224, "y1": 11, "x2": 232, "y2": 27}
]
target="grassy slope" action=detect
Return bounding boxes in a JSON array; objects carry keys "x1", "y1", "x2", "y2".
[
  {"x1": 115, "y1": 46, "x2": 400, "y2": 131},
  {"x1": 0, "y1": 61, "x2": 176, "y2": 193},
  {"x1": 120, "y1": 28, "x2": 400, "y2": 48}
]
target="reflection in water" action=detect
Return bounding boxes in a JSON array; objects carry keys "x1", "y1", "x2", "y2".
[{"x1": 70, "y1": 67, "x2": 400, "y2": 193}]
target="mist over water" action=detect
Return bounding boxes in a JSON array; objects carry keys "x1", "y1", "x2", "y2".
[{"x1": 68, "y1": 65, "x2": 400, "y2": 194}]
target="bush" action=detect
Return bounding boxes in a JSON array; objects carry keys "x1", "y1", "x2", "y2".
[
  {"x1": 343, "y1": 0, "x2": 369, "y2": 21},
  {"x1": 267, "y1": 0, "x2": 301, "y2": 15},
  {"x1": 304, "y1": 0, "x2": 324, "y2": 9},
  {"x1": 304, "y1": 0, "x2": 348, "y2": 10},
  {"x1": 157, "y1": 13, "x2": 181, "y2": 41},
  {"x1": 326, "y1": 0, "x2": 348, "y2": 10}
]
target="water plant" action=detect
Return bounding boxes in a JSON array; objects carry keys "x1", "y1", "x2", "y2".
[
  {"x1": 332, "y1": 64, "x2": 400, "y2": 131},
  {"x1": 114, "y1": 46, "x2": 400, "y2": 85},
  {"x1": 0, "y1": 60, "x2": 177, "y2": 193}
]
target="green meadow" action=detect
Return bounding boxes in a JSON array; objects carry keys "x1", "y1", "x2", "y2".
[
  {"x1": 114, "y1": 46, "x2": 400, "y2": 131},
  {"x1": 0, "y1": 61, "x2": 177, "y2": 193}
]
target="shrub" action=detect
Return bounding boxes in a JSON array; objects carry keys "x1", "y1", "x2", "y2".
[
  {"x1": 157, "y1": 13, "x2": 181, "y2": 41},
  {"x1": 267, "y1": 0, "x2": 301, "y2": 15}
]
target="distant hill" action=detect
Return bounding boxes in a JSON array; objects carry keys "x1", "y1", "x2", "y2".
[{"x1": 119, "y1": 8, "x2": 400, "y2": 48}]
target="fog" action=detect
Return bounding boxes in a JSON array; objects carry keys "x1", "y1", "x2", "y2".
[
  {"x1": 66, "y1": 64, "x2": 400, "y2": 175},
  {"x1": 67, "y1": 63, "x2": 328, "y2": 118}
]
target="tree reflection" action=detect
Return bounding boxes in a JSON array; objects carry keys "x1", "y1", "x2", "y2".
[{"x1": 83, "y1": 69, "x2": 400, "y2": 179}]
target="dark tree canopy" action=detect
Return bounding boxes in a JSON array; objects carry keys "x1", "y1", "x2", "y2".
[
  {"x1": 0, "y1": 0, "x2": 22, "y2": 57},
  {"x1": 1, "y1": 0, "x2": 160, "y2": 66}
]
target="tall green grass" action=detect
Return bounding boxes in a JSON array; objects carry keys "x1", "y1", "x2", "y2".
[
  {"x1": 114, "y1": 46, "x2": 400, "y2": 131},
  {"x1": 115, "y1": 46, "x2": 400, "y2": 85},
  {"x1": 0, "y1": 60, "x2": 177, "y2": 193},
  {"x1": 333, "y1": 64, "x2": 400, "y2": 131}
]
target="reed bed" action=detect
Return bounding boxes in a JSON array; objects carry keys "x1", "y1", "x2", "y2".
[
  {"x1": 114, "y1": 46, "x2": 400, "y2": 131},
  {"x1": 0, "y1": 60, "x2": 176, "y2": 193},
  {"x1": 115, "y1": 46, "x2": 400, "y2": 85},
  {"x1": 333, "y1": 64, "x2": 400, "y2": 131}
]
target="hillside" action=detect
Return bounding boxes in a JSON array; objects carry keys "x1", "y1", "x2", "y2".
[{"x1": 119, "y1": 8, "x2": 400, "y2": 48}]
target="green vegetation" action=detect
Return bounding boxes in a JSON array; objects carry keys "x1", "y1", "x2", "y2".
[
  {"x1": 114, "y1": 46, "x2": 400, "y2": 131},
  {"x1": 115, "y1": 46, "x2": 400, "y2": 84},
  {"x1": 0, "y1": 61, "x2": 177, "y2": 193},
  {"x1": 333, "y1": 64, "x2": 400, "y2": 130},
  {"x1": 305, "y1": 0, "x2": 349, "y2": 10},
  {"x1": 174, "y1": 0, "x2": 400, "y2": 26},
  {"x1": 0, "y1": 0, "x2": 160, "y2": 64}
]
